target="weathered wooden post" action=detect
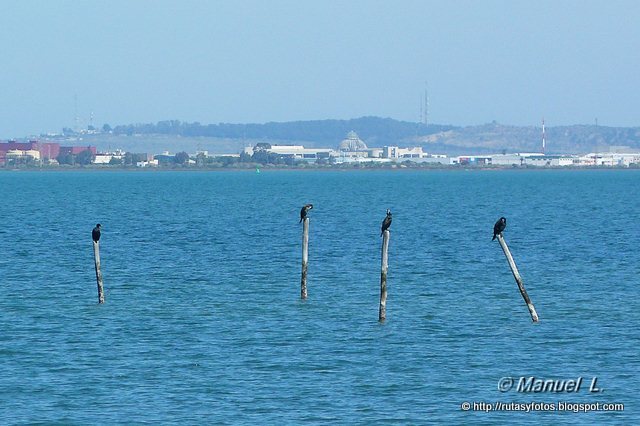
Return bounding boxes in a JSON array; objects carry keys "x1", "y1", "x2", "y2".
[
  {"x1": 497, "y1": 234, "x2": 538, "y2": 322},
  {"x1": 92, "y1": 223, "x2": 104, "y2": 304},
  {"x1": 93, "y1": 240, "x2": 105, "y2": 304},
  {"x1": 301, "y1": 217, "x2": 309, "y2": 299},
  {"x1": 379, "y1": 230, "x2": 390, "y2": 322}
]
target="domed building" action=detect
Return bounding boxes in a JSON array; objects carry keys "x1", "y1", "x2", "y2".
[{"x1": 338, "y1": 131, "x2": 367, "y2": 151}]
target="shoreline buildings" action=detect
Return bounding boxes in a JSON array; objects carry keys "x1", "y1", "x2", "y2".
[
  {"x1": 241, "y1": 131, "x2": 640, "y2": 167},
  {"x1": 2, "y1": 131, "x2": 640, "y2": 168},
  {"x1": 255, "y1": 131, "x2": 640, "y2": 167}
]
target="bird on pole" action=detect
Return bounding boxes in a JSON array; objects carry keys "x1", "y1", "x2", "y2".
[
  {"x1": 92, "y1": 224, "x2": 101, "y2": 243},
  {"x1": 492, "y1": 217, "x2": 506, "y2": 241},
  {"x1": 300, "y1": 204, "x2": 313, "y2": 223},
  {"x1": 381, "y1": 209, "x2": 392, "y2": 236}
]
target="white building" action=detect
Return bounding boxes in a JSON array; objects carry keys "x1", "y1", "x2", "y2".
[
  {"x1": 335, "y1": 131, "x2": 371, "y2": 159},
  {"x1": 245, "y1": 144, "x2": 334, "y2": 160},
  {"x1": 577, "y1": 152, "x2": 640, "y2": 167},
  {"x1": 490, "y1": 153, "x2": 543, "y2": 166},
  {"x1": 368, "y1": 148, "x2": 383, "y2": 158},
  {"x1": 266, "y1": 144, "x2": 334, "y2": 160},
  {"x1": 383, "y1": 146, "x2": 424, "y2": 159},
  {"x1": 524, "y1": 155, "x2": 576, "y2": 167},
  {"x1": 339, "y1": 131, "x2": 368, "y2": 151},
  {"x1": 94, "y1": 149, "x2": 126, "y2": 164},
  {"x1": 5, "y1": 149, "x2": 41, "y2": 161},
  {"x1": 332, "y1": 156, "x2": 393, "y2": 164},
  {"x1": 412, "y1": 156, "x2": 453, "y2": 165},
  {"x1": 137, "y1": 159, "x2": 159, "y2": 167}
]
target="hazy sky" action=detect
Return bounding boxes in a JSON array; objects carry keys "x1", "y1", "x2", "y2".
[{"x1": 1, "y1": 0, "x2": 639, "y2": 138}]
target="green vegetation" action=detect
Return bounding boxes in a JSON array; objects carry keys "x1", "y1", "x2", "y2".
[
  {"x1": 76, "y1": 150, "x2": 95, "y2": 165},
  {"x1": 174, "y1": 151, "x2": 190, "y2": 165},
  {"x1": 56, "y1": 149, "x2": 95, "y2": 166}
]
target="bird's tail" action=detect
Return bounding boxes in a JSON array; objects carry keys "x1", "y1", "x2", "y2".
[
  {"x1": 299, "y1": 218, "x2": 302, "y2": 223},
  {"x1": 492, "y1": 234, "x2": 496, "y2": 241}
]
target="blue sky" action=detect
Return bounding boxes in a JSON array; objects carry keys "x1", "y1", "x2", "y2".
[{"x1": 1, "y1": 0, "x2": 639, "y2": 138}]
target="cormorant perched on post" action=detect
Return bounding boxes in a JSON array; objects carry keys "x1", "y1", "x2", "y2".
[
  {"x1": 300, "y1": 204, "x2": 313, "y2": 223},
  {"x1": 92, "y1": 224, "x2": 101, "y2": 243},
  {"x1": 492, "y1": 217, "x2": 506, "y2": 241},
  {"x1": 381, "y1": 209, "x2": 392, "y2": 236}
]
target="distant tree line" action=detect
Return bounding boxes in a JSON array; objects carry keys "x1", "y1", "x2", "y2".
[
  {"x1": 108, "y1": 117, "x2": 455, "y2": 146},
  {"x1": 56, "y1": 149, "x2": 95, "y2": 166}
]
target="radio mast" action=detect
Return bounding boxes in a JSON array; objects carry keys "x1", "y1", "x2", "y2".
[
  {"x1": 74, "y1": 94, "x2": 79, "y2": 132},
  {"x1": 542, "y1": 118, "x2": 546, "y2": 154},
  {"x1": 424, "y1": 83, "x2": 429, "y2": 127}
]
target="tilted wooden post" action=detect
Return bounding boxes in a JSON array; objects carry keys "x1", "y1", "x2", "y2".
[
  {"x1": 300, "y1": 217, "x2": 309, "y2": 299},
  {"x1": 497, "y1": 234, "x2": 538, "y2": 322},
  {"x1": 93, "y1": 240, "x2": 105, "y2": 304},
  {"x1": 379, "y1": 230, "x2": 390, "y2": 322}
]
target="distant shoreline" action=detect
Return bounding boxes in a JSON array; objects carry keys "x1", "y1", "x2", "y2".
[{"x1": 1, "y1": 165, "x2": 638, "y2": 173}]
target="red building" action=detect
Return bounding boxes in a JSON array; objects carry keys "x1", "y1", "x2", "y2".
[
  {"x1": 0, "y1": 140, "x2": 61, "y2": 164},
  {"x1": 0, "y1": 140, "x2": 96, "y2": 165}
]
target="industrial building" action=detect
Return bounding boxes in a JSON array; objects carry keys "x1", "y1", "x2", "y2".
[{"x1": 0, "y1": 140, "x2": 96, "y2": 165}]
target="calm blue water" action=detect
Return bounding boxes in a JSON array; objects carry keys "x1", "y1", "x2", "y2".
[{"x1": 0, "y1": 170, "x2": 638, "y2": 424}]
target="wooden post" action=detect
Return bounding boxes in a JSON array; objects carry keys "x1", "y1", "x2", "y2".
[
  {"x1": 497, "y1": 234, "x2": 538, "y2": 322},
  {"x1": 93, "y1": 240, "x2": 105, "y2": 304},
  {"x1": 379, "y1": 230, "x2": 390, "y2": 322},
  {"x1": 300, "y1": 217, "x2": 309, "y2": 299}
]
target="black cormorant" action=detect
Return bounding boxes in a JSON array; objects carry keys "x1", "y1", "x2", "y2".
[
  {"x1": 492, "y1": 217, "x2": 506, "y2": 241},
  {"x1": 381, "y1": 209, "x2": 392, "y2": 236},
  {"x1": 300, "y1": 204, "x2": 313, "y2": 223},
  {"x1": 92, "y1": 224, "x2": 101, "y2": 243}
]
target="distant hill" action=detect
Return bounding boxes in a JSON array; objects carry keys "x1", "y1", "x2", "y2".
[
  {"x1": 110, "y1": 116, "x2": 455, "y2": 149},
  {"x1": 420, "y1": 122, "x2": 640, "y2": 155},
  {"x1": 90, "y1": 117, "x2": 640, "y2": 155}
]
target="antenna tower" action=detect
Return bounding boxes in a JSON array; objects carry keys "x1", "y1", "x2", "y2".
[
  {"x1": 542, "y1": 118, "x2": 546, "y2": 154},
  {"x1": 424, "y1": 85, "x2": 429, "y2": 127},
  {"x1": 74, "y1": 94, "x2": 80, "y2": 132}
]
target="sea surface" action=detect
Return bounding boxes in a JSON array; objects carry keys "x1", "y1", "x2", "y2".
[{"x1": 0, "y1": 169, "x2": 638, "y2": 424}]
